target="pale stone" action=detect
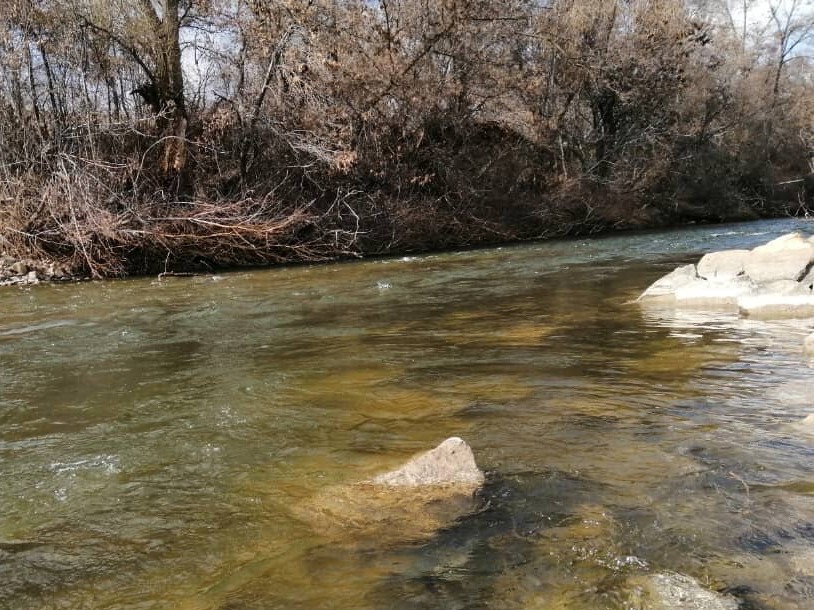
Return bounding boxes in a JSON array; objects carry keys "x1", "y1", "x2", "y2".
[
  {"x1": 767, "y1": 379, "x2": 814, "y2": 407},
  {"x1": 744, "y1": 233, "x2": 814, "y2": 283},
  {"x1": 10, "y1": 261, "x2": 28, "y2": 275},
  {"x1": 759, "y1": 279, "x2": 813, "y2": 296},
  {"x1": 805, "y1": 332, "x2": 814, "y2": 355},
  {"x1": 751, "y1": 232, "x2": 812, "y2": 254},
  {"x1": 372, "y1": 436, "x2": 484, "y2": 487},
  {"x1": 788, "y1": 547, "x2": 814, "y2": 576},
  {"x1": 628, "y1": 572, "x2": 739, "y2": 610},
  {"x1": 637, "y1": 264, "x2": 698, "y2": 302},
  {"x1": 638, "y1": 232, "x2": 814, "y2": 320},
  {"x1": 696, "y1": 249, "x2": 749, "y2": 280},
  {"x1": 789, "y1": 413, "x2": 814, "y2": 437},
  {"x1": 745, "y1": 249, "x2": 814, "y2": 283}
]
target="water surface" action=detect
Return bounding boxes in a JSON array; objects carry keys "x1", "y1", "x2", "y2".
[{"x1": 2, "y1": 218, "x2": 814, "y2": 609}]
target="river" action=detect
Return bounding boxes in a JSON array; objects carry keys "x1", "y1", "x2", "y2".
[{"x1": 1, "y1": 218, "x2": 813, "y2": 609}]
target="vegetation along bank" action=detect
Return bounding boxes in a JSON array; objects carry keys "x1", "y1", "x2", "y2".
[{"x1": 1, "y1": 0, "x2": 812, "y2": 279}]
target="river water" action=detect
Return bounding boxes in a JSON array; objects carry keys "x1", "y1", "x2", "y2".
[{"x1": 2, "y1": 218, "x2": 813, "y2": 610}]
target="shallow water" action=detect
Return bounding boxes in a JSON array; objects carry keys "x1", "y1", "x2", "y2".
[{"x1": 2, "y1": 218, "x2": 813, "y2": 610}]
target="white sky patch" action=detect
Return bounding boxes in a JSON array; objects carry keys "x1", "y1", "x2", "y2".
[{"x1": 702, "y1": 0, "x2": 814, "y2": 57}]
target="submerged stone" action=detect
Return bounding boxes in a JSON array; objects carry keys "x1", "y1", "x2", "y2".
[
  {"x1": 293, "y1": 438, "x2": 485, "y2": 546},
  {"x1": 628, "y1": 572, "x2": 739, "y2": 610}
]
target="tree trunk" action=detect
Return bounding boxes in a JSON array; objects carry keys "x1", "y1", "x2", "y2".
[{"x1": 138, "y1": 0, "x2": 188, "y2": 180}]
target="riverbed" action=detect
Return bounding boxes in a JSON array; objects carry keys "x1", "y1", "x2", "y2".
[{"x1": 2, "y1": 218, "x2": 813, "y2": 609}]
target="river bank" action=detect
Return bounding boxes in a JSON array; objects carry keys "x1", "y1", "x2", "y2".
[
  {"x1": 0, "y1": 194, "x2": 804, "y2": 287},
  {"x1": 0, "y1": 254, "x2": 79, "y2": 287}
]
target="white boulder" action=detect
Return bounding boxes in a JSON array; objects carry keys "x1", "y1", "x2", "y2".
[
  {"x1": 696, "y1": 249, "x2": 749, "y2": 280},
  {"x1": 639, "y1": 232, "x2": 814, "y2": 319},
  {"x1": 745, "y1": 234, "x2": 814, "y2": 283}
]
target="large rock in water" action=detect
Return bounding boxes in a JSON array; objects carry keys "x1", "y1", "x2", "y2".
[
  {"x1": 372, "y1": 436, "x2": 485, "y2": 487},
  {"x1": 293, "y1": 438, "x2": 485, "y2": 546},
  {"x1": 638, "y1": 232, "x2": 814, "y2": 319}
]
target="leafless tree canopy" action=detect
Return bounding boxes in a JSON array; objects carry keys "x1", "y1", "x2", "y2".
[{"x1": 0, "y1": 0, "x2": 812, "y2": 276}]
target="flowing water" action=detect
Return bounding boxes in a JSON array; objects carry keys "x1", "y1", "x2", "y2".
[{"x1": 2, "y1": 218, "x2": 814, "y2": 610}]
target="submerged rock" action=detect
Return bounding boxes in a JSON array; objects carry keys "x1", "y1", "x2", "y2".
[
  {"x1": 638, "y1": 232, "x2": 814, "y2": 319},
  {"x1": 293, "y1": 437, "x2": 485, "y2": 546},
  {"x1": 799, "y1": 414, "x2": 814, "y2": 428},
  {"x1": 628, "y1": 572, "x2": 739, "y2": 610}
]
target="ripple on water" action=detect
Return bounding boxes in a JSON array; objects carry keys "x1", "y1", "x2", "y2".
[{"x1": 2, "y1": 217, "x2": 814, "y2": 609}]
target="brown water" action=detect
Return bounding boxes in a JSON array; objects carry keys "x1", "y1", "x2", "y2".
[{"x1": 2, "y1": 219, "x2": 814, "y2": 610}]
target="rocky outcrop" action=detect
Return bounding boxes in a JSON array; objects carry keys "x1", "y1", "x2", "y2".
[
  {"x1": 0, "y1": 253, "x2": 75, "y2": 287},
  {"x1": 293, "y1": 437, "x2": 485, "y2": 546},
  {"x1": 638, "y1": 232, "x2": 814, "y2": 319},
  {"x1": 628, "y1": 572, "x2": 739, "y2": 610}
]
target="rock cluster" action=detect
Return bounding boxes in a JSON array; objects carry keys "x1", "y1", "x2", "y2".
[
  {"x1": 637, "y1": 232, "x2": 814, "y2": 319},
  {"x1": 640, "y1": 231, "x2": 814, "y2": 430},
  {"x1": 0, "y1": 254, "x2": 73, "y2": 287}
]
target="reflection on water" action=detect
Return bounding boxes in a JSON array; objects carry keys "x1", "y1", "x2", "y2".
[{"x1": 1, "y1": 218, "x2": 814, "y2": 609}]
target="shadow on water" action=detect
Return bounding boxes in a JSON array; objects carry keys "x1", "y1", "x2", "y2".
[{"x1": 363, "y1": 472, "x2": 611, "y2": 610}]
